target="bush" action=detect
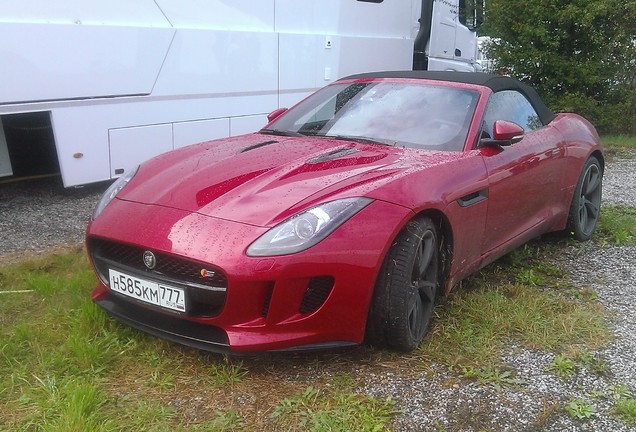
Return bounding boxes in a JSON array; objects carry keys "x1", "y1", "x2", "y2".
[{"x1": 482, "y1": 0, "x2": 636, "y2": 134}]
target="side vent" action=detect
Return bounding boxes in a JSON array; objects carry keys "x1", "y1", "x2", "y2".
[{"x1": 300, "y1": 276, "x2": 335, "y2": 314}]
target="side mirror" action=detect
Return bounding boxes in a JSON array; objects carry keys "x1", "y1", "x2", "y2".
[
  {"x1": 479, "y1": 120, "x2": 524, "y2": 148},
  {"x1": 267, "y1": 107, "x2": 288, "y2": 123}
]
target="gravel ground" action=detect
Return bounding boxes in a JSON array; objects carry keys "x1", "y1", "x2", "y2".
[
  {"x1": 1, "y1": 153, "x2": 635, "y2": 431},
  {"x1": 0, "y1": 178, "x2": 108, "y2": 258}
]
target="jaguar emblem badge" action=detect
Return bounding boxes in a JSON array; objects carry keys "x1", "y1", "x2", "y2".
[{"x1": 143, "y1": 251, "x2": 156, "y2": 269}]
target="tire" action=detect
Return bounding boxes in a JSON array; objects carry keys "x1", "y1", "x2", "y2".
[
  {"x1": 366, "y1": 217, "x2": 439, "y2": 352},
  {"x1": 566, "y1": 156, "x2": 603, "y2": 241}
]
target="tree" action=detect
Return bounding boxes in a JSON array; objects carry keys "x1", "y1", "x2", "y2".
[{"x1": 482, "y1": 0, "x2": 636, "y2": 133}]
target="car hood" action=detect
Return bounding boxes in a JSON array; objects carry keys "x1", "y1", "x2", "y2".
[{"x1": 118, "y1": 134, "x2": 409, "y2": 227}]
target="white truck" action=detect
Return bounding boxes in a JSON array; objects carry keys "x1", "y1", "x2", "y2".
[{"x1": 0, "y1": 0, "x2": 483, "y2": 187}]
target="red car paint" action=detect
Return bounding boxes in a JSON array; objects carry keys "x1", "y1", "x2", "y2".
[{"x1": 86, "y1": 73, "x2": 602, "y2": 353}]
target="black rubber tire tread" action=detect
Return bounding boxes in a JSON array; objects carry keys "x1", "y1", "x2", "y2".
[
  {"x1": 366, "y1": 217, "x2": 439, "y2": 352},
  {"x1": 566, "y1": 156, "x2": 603, "y2": 242}
]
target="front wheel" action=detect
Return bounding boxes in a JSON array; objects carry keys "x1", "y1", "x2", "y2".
[
  {"x1": 566, "y1": 156, "x2": 603, "y2": 241},
  {"x1": 366, "y1": 217, "x2": 439, "y2": 352}
]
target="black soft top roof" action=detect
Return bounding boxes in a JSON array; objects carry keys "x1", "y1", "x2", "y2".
[{"x1": 341, "y1": 71, "x2": 555, "y2": 125}]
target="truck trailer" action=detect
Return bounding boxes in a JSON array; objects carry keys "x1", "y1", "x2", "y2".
[{"x1": 0, "y1": 0, "x2": 483, "y2": 186}]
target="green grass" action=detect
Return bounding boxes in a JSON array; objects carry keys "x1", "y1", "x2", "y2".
[
  {"x1": 614, "y1": 396, "x2": 636, "y2": 425},
  {"x1": 602, "y1": 134, "x2": 636, "y2": 149},
  {"x1": 271, "y1": 386, "x2": 395, "y2": 431},
  {"x1": 596, "y1": 205, "x2": 636, "y2": 246},
  {"x1": 549, "y1": 354, "x2": 578, "y2": 379},
  {"x1": 459, "y1": 365, "x2": 524, "y2": 390},
  {"x1": 566, "y1": 398, "x2": 597, "y2": 420},
  {"x1": 601, "y1": 134, "x2": 636, "y2": 159},
  {"x1": 0, "y1": 249, "x2": 395, "y2": 431},
  {"x1": 0, "y1": 239, "x2": 616, "y2": 430},
  {"x1": 418, "y1": 242, "x2": 610, "y2": 368},
  {"x1": 548, "y1": 350, "x2": 608, "y2": 380}
]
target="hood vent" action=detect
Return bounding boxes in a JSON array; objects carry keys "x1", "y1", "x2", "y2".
[
  {"x1": 308, "y1": 148, "x2": 359, "y2": 163},
  {"x1": 240, "y1": 140, "x2": 278, "y2": 153}
]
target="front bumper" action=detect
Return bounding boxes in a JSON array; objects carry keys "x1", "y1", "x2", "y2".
[{"x1": 87, "y1": 197, "x2": 410, "y2": 353}]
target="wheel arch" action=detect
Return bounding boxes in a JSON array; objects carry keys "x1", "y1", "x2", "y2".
[
  {"x1": 591, "y1": 149, "x2": 605, "y2": 173},
  {"x1": 364, "y1": 207, "x2": 452, "y2": 349}
]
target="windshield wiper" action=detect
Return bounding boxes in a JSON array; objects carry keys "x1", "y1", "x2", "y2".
[
  {"x1": 320, "y1": 134, "x2": 395, "y2": 146},
  {"x1": 261, "y1": 130, "x2": 395, "y2": 146},
  {"x1": 260, "y1": 129, "x2": 305, "y2": 137}
]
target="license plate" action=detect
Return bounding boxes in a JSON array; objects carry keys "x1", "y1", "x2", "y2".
[{"x1": 109, "y1": 269, "x2": 186, "y2": 312}]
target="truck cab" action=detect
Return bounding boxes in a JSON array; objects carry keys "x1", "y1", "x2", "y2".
[{"x1": 415, "y1": 0, "x2": 484, "y2": 71}]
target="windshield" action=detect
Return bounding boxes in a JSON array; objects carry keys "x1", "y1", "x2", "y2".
[{"x1": 264, "y1": 81, "x2": 479, "y2": 151}]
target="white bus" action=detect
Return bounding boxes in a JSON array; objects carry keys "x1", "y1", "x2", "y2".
[{"x1": 0, "y1": 0, "x2": 482, "y2": 187}]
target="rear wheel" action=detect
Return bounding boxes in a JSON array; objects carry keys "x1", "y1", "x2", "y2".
[
  {"x1": 367, "y1": 217, "x2": 439, "y2": 352},
  {"x1": 567, "y1": 156, "x2": 602, "y2": 241}
]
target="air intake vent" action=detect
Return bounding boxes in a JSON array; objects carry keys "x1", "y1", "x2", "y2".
[
  {"x1": 240, "y1": 140, "x2": 278, "y2": 153},
  {"x1": 308, "y1": 148, "x2": 359, "y2": 163},
  {"x1": 300, "y1": 276, "x2": 335, "y2": 314},
  {"x1": 261, "y1": 283, "x2": 274, "y2": 317}
]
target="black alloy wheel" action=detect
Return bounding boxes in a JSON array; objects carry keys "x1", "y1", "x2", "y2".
[
  {"x1": 567, "y1": 156, "x2": 603, "y2": 241},
  {"x1": 366, "y1": 217, "x2": 439, "y2": 352}
]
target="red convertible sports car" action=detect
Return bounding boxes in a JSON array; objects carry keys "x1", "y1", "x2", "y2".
[{"x1": 87, "y1": 71, "x2": 603, "y2": 353}]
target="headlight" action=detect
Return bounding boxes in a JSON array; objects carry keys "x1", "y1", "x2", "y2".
[
  {"x1": 92, "y1": 166, "x2": 139, "y2": 219},
  {"x1": 246, "y1": 197, "x2": 373, "y2": 257}
]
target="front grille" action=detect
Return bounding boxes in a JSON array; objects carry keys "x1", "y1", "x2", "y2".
[
  {"x1": 300, "y1": 276, "x2": 334, "y2": 314},
  {"x1": 88, "y1": 237, "x2": 227, "y2": 317}
]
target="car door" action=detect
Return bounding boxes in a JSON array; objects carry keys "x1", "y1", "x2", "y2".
[{"x1": 479, "y1": 90, "x2": 567, "y2": 257}]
